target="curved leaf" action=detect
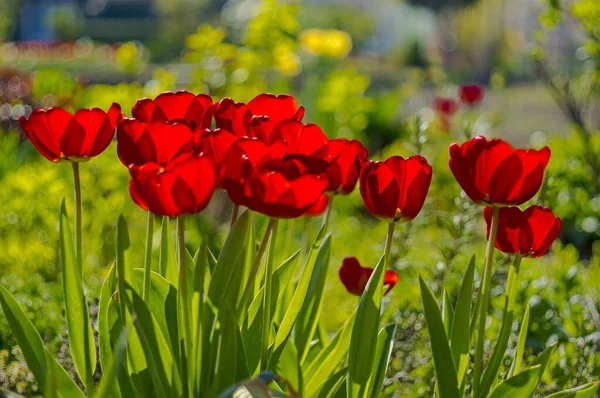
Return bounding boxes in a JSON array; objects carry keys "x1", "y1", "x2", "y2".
[
  {"x1": 419, "y1": 276, "x2": 459, "y2": 398},
  {"x1": 347, "y1": 253, "x2": 386, "y2": 398},
  {"x1": 368, "y1": 324, "x2": 396, "y2": 398},
  {"x1": 0, "y1": 284, "x2": 84, "y2": 398},
  {"x1": 304, "y1": 314, "x2": 354, "y2": 396},
  {"x1": 450, "y1": 255, "x2": 475, "y2": 390},
  {"x1": 58, "y1": 200, "x2": 95, "y2": 387},
  {"x1": 508, "y1": 300, "x2": 531, "y2": 378},
  {"x1": 488, "y1": 365, "x2": 542, "y2": 398},
  {"x1": 296, "y1": 235, "x2": 332, "y2": 363},
  {"x1": 208, "y1": 210, "x2": 251, "y2": 309},
  {"x1": 546, "y1": 382, "x2": 600, "y2": 398},
  {"x1": 271, "y1": 228, "x2": 327, "y2": 366}
]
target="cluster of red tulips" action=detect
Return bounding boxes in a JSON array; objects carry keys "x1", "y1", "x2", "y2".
[
  {"x1": 18, "y1": 90, "x2": 561, "y2": 301},
  {"x1": 433, "y1": 84, "x2": 485, "y2": 131}
]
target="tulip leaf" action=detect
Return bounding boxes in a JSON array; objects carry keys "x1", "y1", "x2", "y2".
[
  {"x1": 0, "y1": 284, "x2": 85, "y2": 398},
  {"x1": 347, "y1": 252, "x2": 386, "y2": 398},
  {"x1": 270, "y1": 227, "x2": 328, "y2": 368},
  {"x1": 450, "y1": 255, "x2": 475, "y2": 390},
  {"x1": 508, "y1": 301, "x2": 531, "y2": 378},
  {"x1": 98, "y1": 264, "x2": 125, "y2": 398},
  {"x1": 192, "y1": 240, "x2": 209, "y2": 397},
  {"x1": 303, "y1": 313, "x2": 354, "y2": 396},
  {"x1": 296, "y1": 234, "x2": 332, "y2": 364},
  {"x1": 314, "y1": 367, "x2": 348, "y2": 398},
  {"x1": 121, "y1": 282, "x2": 182, "y2": 397},
  {"x1": 418, "y1": 276, "x2": 460, "y2": 398},
  {"x1": 442, "y1": 289, "x2": 454, "y2": 338},
  {"x1": 212, "y1": 304, "x2": 240, "y2": 396},
  {"x1": 243, "y1": 251, "x2": 300, "y2": 376},
  {"x1": 58, "y1": 200, "x2": 96, "y2": 388},
  {"x1": 96, "y1": 327, "x2": 129, "y2": 398},
  {"x1": 480, "y1": 254, "x2": 523, "y2": 397},
  {"x1": 545, "y1": 382, "x2": 600, "y2": 398},
  {"x1": 529, "y1": 341, "x2": 558, "y2": 387},
  {"x1": 487, "y1": 365, "x2": 542, "y2": 398},
  {"x1": 208, "y1": 210, "x2": 251, "y2": 309},
  {"x1": 275, "y1": 336, "x2": 302, "y2": 395},
  {"x1": 368, "y1": 324, "x2": 396, "y2": 398},
  {"x1": 159, "y1": 216, "x2": 178, "y2": 284},
  {"x1": 199, "y1": 302, "x2": 218, "y2": 395},
  {"x1": 133, "y1": 269, "x2": 180, "y2": 366}
]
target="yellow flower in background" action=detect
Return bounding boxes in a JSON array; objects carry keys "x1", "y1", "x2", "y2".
[
  {"x1": 299, "y1": 29, "x2": 327, "y2": 56},
  {"x1": 273, "y1": 44, "x2": 301, "y2": 76},
  {"x1": 115, "y1": 41, "x2": 147, "y2": 75},
  {"x1": 299, "y1": 28, "x2": 352, "y2": 59},
  {"x1": 326, "y1": 29, "x2": 352, "y2": 59}
]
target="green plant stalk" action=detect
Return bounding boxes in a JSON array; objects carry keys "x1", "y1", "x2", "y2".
[
  {"x1": 230, "y1": 204, "x2": 240, "y2": 228},
  {"x1": 384, "y1": 222, "x2": 396, "y2": 270},
  {"x1": 479, "y1": 253, "x2": 522, "y2": 397},
  {"x1": 236, "y1": 218, "x2": 276, "y2": 322},
  {"x1": 473, "y1": 206, "x2": 499, "y2": 398},
  {"x1": 261, "y1": 218, "x2": 279, "y2": 370},
  {"x1": 322, "y1": 195, "x2": 334, "y2": 231},
  {"x1": 301, "y1": 216, "x2": 311, "y2": 261},
  {"x1": 142, "y1": 211, "x2": 154, "y2": 302},
  {"x1": 72, "y1": 162, "x2": 83, "y2": 271},
  {"x1": 177, "y1": 216, "x2": 192, "y2": 382},
  {"x1": 72, "y1": 162, "x2": 94, "y2": 398},
  {"x1": 283, "y1": 218, "x2": 296, "y2": 258}
]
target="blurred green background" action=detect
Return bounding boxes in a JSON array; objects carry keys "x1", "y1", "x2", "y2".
[{"x1": 0, "y1": 0, "x2": 599, "y2": 396}]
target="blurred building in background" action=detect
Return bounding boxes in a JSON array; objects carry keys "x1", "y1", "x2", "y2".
[{"x1": 14, "y1": 0, "x2": 157, "y2": 42}]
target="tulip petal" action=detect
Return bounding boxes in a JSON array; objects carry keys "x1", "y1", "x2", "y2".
[
  {"x1": 73, "y1": 108, "x2": 113, "y2": 157},
  {"x1": 60, "y1": 118, "x2": 86, "y2": 158},
  {"x1": 247, "y1": 93, "x2": 303, "y2": 124}
]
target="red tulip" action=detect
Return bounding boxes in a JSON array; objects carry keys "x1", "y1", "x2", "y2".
[
  {"x1": 193, "y1": 128, "x2": 238, "y2": 167},
  {"x1": 220, "y1": 138, "x2": 275, "y2": 203},
  {"x1": 449, "y1": 136, "x2": 551, "y2": 206},
  {"x1": 19, "y1": 103, "x2": 122, "y2": 162},
  {"x1": 323, "y1": 139, "x2": 368, "y2": 194},
  {"x1": 433, "y1": 97, "x2": 458, "y2": 116},
  {"x1": 132, "y1": 90, "x2": 213, "y2": 129},
  {"x1": 305, "y1": 195, "x2": 329, "y2": 217},
  {"x1": 129, "y1": 153, "x2": 217, "y2": 217},
  {"x1": 214, "y1": 93, "x2": 304, "y2": 139},
  {"x1": 242, "y1": 158, "x2": 329, "y2": 218},
  {"x1": 117, "y1": 119, "x2": 194, "y2": 167},
  {"x1": 275, "y1": 119, "x2": 330, "y2": 170},
  {"x1": 459, "y1": 84, "x2": 485, "y2": 106},
  {"x1": 214, "y1": 97, "x2": 252, "y2": 138},
  {"x1": 339, "y1": 257, "x2": 399, "y2": 296},
  {"x1": 359, "y1": 156, "x2": 432, "y2": 222},
  {"x1": 247, "y1": 93, "x2": 305, "y2": 124},
  {"x1": 484, "y1": 205, "x2": 561, "y2": 257}
]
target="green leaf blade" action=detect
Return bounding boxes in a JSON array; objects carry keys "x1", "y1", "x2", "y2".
[
  {"x1": 419, "y1": 276, "x2": 460, "y2": 398},
  {"x1": 58, "y1": 200, "x2": 96, "y2": 388}
]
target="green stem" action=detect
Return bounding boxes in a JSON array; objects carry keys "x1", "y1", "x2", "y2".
[
  {"x1": 72, "y1": 163, "x2": 82, "y2": 270},
  {"x1": 473, "y1": 206, "x2": 499, "y2": 398},
  {"x1": 177, "y1": 217, "x2": 192, "y2": 367},
  {"x1": 142, "y1": 211, "x2": 154, "y2": 302},
  {"x1": 384, "y1": 222, "x2": 396, "y2": 271},
  {"x1": 261, "y1": 218, "x2": 279, "y2": 370},
  {"x1": 230, "y1": 204, "x2": 239, "y2": 228},
  {"x1": 301, "y1": 216, "x2": 311, "y2": 262},
  {"x1": 283, "y1": 218, "x2": 296, "y2": 258},
  {"x1": 322, "y1": 195, "x2": 333, "y2": 231},
  {"x1": 237, "y1": 219, "x2": 276, "y2": 322},
  {"x1": 479, "y1": 253, "x2": 522, "y2": 397},
  {"x1": 72, "y1": 162, "x2": 94, "y2": 397}
]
